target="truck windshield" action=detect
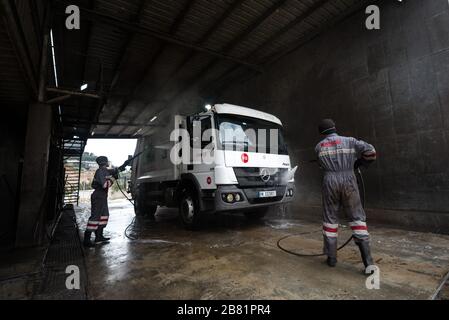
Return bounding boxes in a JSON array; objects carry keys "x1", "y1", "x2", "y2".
[{"x1": 217, "y1": 114, "x2": 288, "y2": 155}]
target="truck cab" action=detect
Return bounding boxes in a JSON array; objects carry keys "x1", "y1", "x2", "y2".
[{"x1": 130, "y1": 103, "x2": 296, "y2": 228}]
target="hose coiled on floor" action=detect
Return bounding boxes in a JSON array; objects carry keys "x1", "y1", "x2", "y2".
[
  {"x1": 276, "y1": 231, "x2": 353, "y2": 257},
  {"x1": 276, "y1": 166, "x2": 366, "y2": 257}
]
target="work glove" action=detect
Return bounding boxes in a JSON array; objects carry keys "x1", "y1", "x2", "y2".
[
  {"x1": 354, "y1": 158, "x2": 373, "y2": 169},
  {"x1": 109, "y1": 168, "x2": 120, "y2": 180},
  {"x1": 118, "y1": 159, "x2": 132, "y2": 172}
]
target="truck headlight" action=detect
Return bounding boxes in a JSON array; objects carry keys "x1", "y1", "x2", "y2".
[{"x1": 222, "y1": 193, "x2": 243, "y2": 203}]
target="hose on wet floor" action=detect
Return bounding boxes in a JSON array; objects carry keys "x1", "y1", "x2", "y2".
[
  {"x1": 276, "y1": 167, "x2": 365, "y2": 258},
  {"x1": 276, "y1": 232, "x2": 354, "y2": 257},
  {"x1": 115, "y1": 178, "x2": 140, "y2": 240}
]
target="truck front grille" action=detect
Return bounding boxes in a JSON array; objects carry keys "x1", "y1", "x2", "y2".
[{"x1": 233, "y1": 167, "x2": 288, "y2": 188}]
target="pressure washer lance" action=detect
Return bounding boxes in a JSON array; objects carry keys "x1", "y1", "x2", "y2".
[{"x1": 276, "y1": 160, "x2": 366, "y2": 257}]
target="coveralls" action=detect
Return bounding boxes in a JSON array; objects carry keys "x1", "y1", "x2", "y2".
[
  {"x1": 86, "y1": 166, "x2": 118, "y2": 234},
  {"x1": 315, "y1": 133, "x2": 376, "y2": 260}
]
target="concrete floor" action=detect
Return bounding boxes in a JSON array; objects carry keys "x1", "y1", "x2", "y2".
[{"x1": 75, "y1": 199, "x2": 449, "y2": 300}]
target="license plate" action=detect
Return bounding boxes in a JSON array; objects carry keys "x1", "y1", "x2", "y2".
[{"x1": 258, "y1": 190, "x2": 276, "y2": 198}]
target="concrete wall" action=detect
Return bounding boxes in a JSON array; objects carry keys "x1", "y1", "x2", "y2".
[
  {"x1": 16, "y1": 103, "x2": 52, "y2": 247},
  {"x1": 0, "y1": 106, "x2": 26, "y2": 247},
  {"x1": 219, "y1": 0, "x2": 449, "y2": 233}
]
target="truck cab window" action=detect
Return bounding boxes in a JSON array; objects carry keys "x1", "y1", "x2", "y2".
[
  {"x1": 217, "y1": 114, "x2": 288, "y2": 155},
  {"x1": 189, "y1": 116, "x2": 212, "y2": 150}
]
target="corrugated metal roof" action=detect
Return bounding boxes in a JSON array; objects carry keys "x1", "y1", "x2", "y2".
[
  {"x1": 0, "y1": 26, "x2": 30, "y2": 104},
  {"x1": 0, "y1": 0, "x2": 41, "y2": 106},
  {"x1": 48, "y1": 0, "x2": 365, "y2": 138}
]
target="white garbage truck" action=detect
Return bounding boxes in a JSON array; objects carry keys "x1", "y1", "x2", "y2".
[{"x1": 129, "y1": 103, "x2": 296, "y2": 228}]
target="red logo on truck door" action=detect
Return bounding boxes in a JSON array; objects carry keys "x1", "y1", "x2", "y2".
[{"x1": 241, "y1": 153, "x2": 249, "y2": 163}]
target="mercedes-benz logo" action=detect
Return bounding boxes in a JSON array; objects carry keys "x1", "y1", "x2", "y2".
[{"x1": 260, "y1": 168, "x2": 271, "y2": 182}]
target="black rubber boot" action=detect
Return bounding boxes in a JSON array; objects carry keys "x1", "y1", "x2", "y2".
[
  {"x1": 95, "y1": 228, "x2": 111, "y2": 243},
  {"x1": 326, "y1": 257, "x2": 337, "y2": 267},
  {"x1": 83, "y1": 231, "x2": 95, "y2": 247},
  {"x1": 356, "y1": 241, "x2": 374, "y2": 268}
]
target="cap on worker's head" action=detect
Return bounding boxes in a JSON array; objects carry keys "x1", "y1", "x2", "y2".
[
  {"x1": 318, "y1": 119, "x2": 337, "y2": 135},
  {"x1": 96, "y1": 156, "x2": 109, "y2": 166}
]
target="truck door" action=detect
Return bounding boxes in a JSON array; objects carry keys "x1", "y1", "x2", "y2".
[{"x1": 184, "y1": 115, "x2": 216, "y2": 189}]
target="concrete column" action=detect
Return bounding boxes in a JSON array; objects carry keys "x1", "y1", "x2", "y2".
[{"x1": 16, "y1": 103, "x2": 52, "y2": 247}]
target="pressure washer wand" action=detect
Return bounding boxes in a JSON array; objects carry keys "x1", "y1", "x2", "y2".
[{"x1": 126, "y1": 150, "x2": 145, "y2": 164}]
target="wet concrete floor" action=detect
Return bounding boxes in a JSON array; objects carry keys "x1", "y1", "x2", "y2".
[{"x1": 76, "y1": 199, "x2": 449, "y2": 300}]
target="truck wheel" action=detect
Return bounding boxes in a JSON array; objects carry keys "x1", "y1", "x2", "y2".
[
  {"x1": 134, "y1": 192, "x2": 157, "y2": 219},
  {"x1": 244, "y1": 207, "x2": 268, "y2": 220},
  {"x1": 179, "y1": 189, "x2": 200, "y2": 229}
]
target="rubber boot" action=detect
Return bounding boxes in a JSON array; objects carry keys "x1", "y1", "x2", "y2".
[
  {"x1": 83, "y1": 231, "x2": 95, "y2": 247},
  {"x1": 95, "y1": 227, "x2": 111, "y2": 243},
  {"x1": 356, "y1": 241, "x2": 374, "y2": 269},
  {"x1": 326, "y1": 256, "x2": 337, "y2": 267}
]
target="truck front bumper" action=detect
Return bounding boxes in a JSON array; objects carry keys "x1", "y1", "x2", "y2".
[{"x1": 201, "y1": 183, "x2": 295, "y2": 213}]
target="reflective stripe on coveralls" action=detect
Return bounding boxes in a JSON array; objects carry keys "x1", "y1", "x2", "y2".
[
  {"x1": 323, "y1": 223, "x2": 338, "y2": 238},
  {"x1": 349, "y1": 220, "x2": 369, "y2": 236},
  {"x1": 98, "y1": 216, "x2": 109, "y2": 226},
  {"x1": 86, "y1": 221, "x2": 99, "y2": 231}
]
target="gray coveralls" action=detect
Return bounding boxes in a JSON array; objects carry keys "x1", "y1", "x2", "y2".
[
  {"x1": 315, "y1": 133, "x2": 376, "y2": 259},
  {"x1": 86, "y1": 167, "x2": 118, "y2": 233}
]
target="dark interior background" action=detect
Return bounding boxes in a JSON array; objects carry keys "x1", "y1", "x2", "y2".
[{"x1": 218, "y1": 0, "x2": 449, "y2": 232}]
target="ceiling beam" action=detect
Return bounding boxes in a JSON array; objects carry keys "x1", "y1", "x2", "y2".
[
  {"x1": 213, "y1": 0, "x2": 370, "y2": 99},
  {"x1": 202, "y1": 0, "x2": 329, "y2": 96},
  {"x1": 112, "y1": 0, "x2": 199, "y2": 136},
  {"x1": 103, "y1": 0, "x2": 154, "y2": 136},
  {"x1": 64, "y1": 120, "x2": 157, "y2": 127},
  {"x1": 81, "y1": 0, "x2": 98, "y2": 137},
  {"x1": 182, "y1": 0, "x2": 288, "y2": 88},
  {"x1": 160, "y1": 0, "x2": 247, "y2": 81},
  {"x1": 109, "y1": 0, "x2": 148, "y2": 91},
  {"x1": 85, "y1": 0, "x2": 144, "y2": 138},
  {"x1": 223, "y1": 0, "x2": 289, "y2": 54},
  {"x1": 267, "y1": 0, "x2": 371, "y2": 64},
  {"x1": 88, "y1": 134, "x2": 142, "y2": 139},
  {"x1": 53, "y1": 1, "x2": 260, "y2": 70},
  {"x1": 46, "y1": 86, "x2": 102, "y2": 99},
  {"x1": 0, "y1": 0, "x2": 39, "y2": 98},
  {"x1": 118, "y1": 0, "x2": 246, "y2": 136},
  {"x1": 107, "y1": 0, "x2": 197, "y2": 136},
  {"x1": 139, "y1": 0, "x2": 289, "y2": 135}
]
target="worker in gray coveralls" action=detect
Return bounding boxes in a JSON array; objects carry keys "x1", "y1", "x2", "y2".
[
  {"x1": 315, "y1": 119, "x2": 377, "y2": 270},
  {"x1": 83, "y1": 156, "x2": 129, "y2": 247}
]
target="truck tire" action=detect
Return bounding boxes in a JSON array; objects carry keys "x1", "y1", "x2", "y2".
[
  {"x1": 179, "y1": 189, "x2": 201, "y2": 229},
  {"x1": 244, "y1": 207, "x2": 268, "y2": 220},
  {"x1": 134, "y1": 190, "x2": 157, "y2": 219}
]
